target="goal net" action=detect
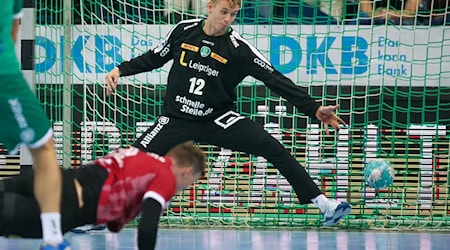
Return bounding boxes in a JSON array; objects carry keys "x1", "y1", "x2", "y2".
[{"x1": 29, "y1": 0, "x2": 450, "y2": 229}]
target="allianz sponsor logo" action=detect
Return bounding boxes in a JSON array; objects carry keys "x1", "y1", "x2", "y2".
[
  {"x1": 175, "y1": 95, "x2": 213, "y2": 116},
  {"x1": 188, "y1": 60, "x2": 219, "y2": 77},
  {"x1": 140, "y1": 116, "x2": 169, "y2": 148}
]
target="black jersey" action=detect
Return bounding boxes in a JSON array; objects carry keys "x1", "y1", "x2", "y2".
[{"x1": 118, "y1": 19, "x2": 320, "y2": 120}]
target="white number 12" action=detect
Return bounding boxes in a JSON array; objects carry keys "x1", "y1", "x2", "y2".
[{"x1": 188, "y1": 77, "x2": 205, "y2": 95}]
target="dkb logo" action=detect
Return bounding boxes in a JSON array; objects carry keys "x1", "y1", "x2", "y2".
[
  {"x1": 270, "y1": 36, "x2": 369, "y2": 75},
  {"x1": 35, "y1": 35, "x2": 123, "y2": 73}
]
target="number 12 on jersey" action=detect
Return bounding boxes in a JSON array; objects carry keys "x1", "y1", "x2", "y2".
[{"x1": 189, "y1": 77, "x2": 205, "y2": 95}]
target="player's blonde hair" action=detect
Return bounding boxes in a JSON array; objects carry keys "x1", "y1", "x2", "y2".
[
  {"x1": 167, "y1": 141, "x2": 206, "y2": 176},
  {"x1": 210, "y1": 0, "x2": 242, "y2": 8}
]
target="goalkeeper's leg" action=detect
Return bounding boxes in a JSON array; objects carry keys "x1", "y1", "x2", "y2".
[{"x1": 201, "y1": 116, "x2": 351, "y2": 225}]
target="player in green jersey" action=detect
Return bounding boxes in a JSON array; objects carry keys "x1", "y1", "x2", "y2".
[{"x1": 0, "y1": 1, "x2": 69, "y2": 249}]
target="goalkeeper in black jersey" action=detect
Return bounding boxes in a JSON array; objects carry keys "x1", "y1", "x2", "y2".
[{"x1": 105, "y1": 0, "x2": 351, "y2": 226}]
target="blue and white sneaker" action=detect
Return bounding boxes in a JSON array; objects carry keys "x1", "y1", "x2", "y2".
[
  {"x1": 40, "y1": 240, "x2": 71, "y2": 250},
  {"x1": 323, "y1": 200, "x2": 351, "y2": 226}
]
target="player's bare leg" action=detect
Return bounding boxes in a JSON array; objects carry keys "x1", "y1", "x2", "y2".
[{"x1": 29, "y1": 138, "x2": 69, "y2": 249}]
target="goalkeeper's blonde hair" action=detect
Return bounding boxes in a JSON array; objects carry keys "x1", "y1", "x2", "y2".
[{"x1": 210, "y1": 0, "x2": 242, "y2": 8}]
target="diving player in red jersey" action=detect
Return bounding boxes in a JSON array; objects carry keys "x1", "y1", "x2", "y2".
[
  {"x1": 0, "y1": 141, "x2": 205, "y2": 250},
  {"x1": 105, "y1": 0, "x2": 351, "y2": 226}
]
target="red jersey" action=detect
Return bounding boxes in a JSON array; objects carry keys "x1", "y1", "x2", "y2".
[{"x1": 94, "y1": 147, "x2": 176, "y2": 232}]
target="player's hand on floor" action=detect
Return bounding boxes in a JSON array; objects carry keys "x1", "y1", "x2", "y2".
[
  {"x1": 315, "y1": 105, "x2": 347, "y2": 135},
  {"x1": 105, "y1": 67, "x2": 120, "y2": 95}
]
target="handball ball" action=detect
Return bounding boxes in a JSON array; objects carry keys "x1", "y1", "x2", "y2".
[{"x1": 364, "y1": 159, "x2": 395, "y2": 189}]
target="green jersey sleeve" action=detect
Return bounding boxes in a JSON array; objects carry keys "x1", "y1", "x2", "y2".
[{"x1": 13, "y1": 0, "x2": 23, "y2": 18}]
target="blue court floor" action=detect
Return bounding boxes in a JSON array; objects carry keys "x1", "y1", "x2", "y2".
[{"x1": 0, "y1": 228, "x2": 448, "y2": 250}]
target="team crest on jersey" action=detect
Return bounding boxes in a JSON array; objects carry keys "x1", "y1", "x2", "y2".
[{"x1": 200, "y1": 46, "x2": 211, "y2": 57}]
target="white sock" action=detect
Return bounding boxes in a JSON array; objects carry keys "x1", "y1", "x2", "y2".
[
  {"x1": 311, "y1": 194, "x2": 329, "y2": 213},
  {"x1": 40, "y1": 213, "x2": 63, "y2": 244}
]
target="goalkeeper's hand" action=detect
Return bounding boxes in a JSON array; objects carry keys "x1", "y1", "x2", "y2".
[
  {"x1": 105, "y1": 67, "x2": 121, "y2": 95},
  {"x1": 315, "y1": 105, "x2": 347, "y2": 135}
]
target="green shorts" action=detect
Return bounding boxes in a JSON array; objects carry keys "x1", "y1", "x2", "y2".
[{"x1": 0, "y1": 73, "x2": 52, "y2": 154}]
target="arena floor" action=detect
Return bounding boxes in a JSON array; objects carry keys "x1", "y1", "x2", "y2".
[{"x1": 0, "y1": 228, "x2": 448, "y2": 249}]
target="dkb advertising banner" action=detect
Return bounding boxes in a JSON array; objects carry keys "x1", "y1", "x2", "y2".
[{"x1": 35, "y1": 25, "x2": 450, "y2": 86}]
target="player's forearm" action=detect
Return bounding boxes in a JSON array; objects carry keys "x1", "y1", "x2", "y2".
[
  {"x1": 265, "y1": 74, "x2": 321, "y2": 118},
  {"x1": 285, "y1": 96, "x2": 321, "y2": 119},
  {"x1": 138, "y1": 198, "x2": 162, "y2": 250},
  {"x1": 138, "y1": 228, "x2": 157, "y2": 250},
  {"x1": 117, "y1": 51, "x2": 157, "y2": 77},
  {"x1": 292, "y1": 96, "x2": 322, "y2": 119}
]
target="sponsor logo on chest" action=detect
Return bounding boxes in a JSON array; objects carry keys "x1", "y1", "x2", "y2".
[
  {"x1": 179, "y1": 43, "x2": 229, "y2": 76},
  {"x1": 180, "y1": 43, "x2": 228, "y2": 64}
]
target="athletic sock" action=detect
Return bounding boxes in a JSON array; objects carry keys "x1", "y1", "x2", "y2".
[
  {"x1": 311, "y1": 194, "x2": 328, "y2": 213},
  {"x1": 40, "y1": 213, "x2": 63, "y2": 244}
]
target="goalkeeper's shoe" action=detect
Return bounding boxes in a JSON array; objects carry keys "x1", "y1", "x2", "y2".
[
  {"x1": 40, "y1": 240, "x2": 71, "y2": 250},
  {"x1": 322, "y1": 200, "x2": 351, "y2": 226}
]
